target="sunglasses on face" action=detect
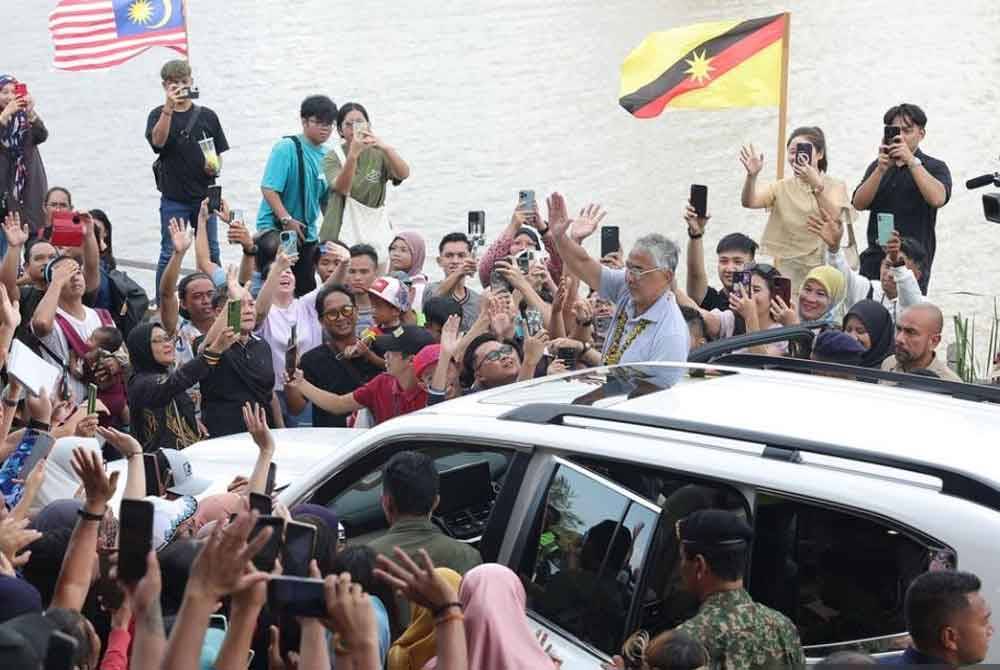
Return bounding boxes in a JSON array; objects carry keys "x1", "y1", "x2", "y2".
[
  {"x1": 323, "y1": 305, "x2": 356, "y2": 319},
  {"x1": 477, "y1": 344, "x2": 515, "y2": 370}
]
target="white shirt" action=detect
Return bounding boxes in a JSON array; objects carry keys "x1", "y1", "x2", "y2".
[
  {"x1": 37, "y1": 306, "x2": 104, "y2": 403},
  {"x1": 256, "y1": 288, "x2": 324, "y2": 391}
]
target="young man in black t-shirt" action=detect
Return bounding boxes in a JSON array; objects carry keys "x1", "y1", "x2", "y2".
[
  {"x1": 146, "y1": 59, "x2": 229, "y2": 300},
  {"x1": 683, "y1": 201, "x2": 758, "y2": 312},
  {"x1": 285, "y1": 284, "x2": 381, "y2": 427}
]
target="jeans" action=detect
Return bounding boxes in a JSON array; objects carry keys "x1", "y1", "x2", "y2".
[
  {"x1": 156, "y1": 197, "x2": 220, "y2": 300},
  {"x1": 276, "y1": 390, "x2": 312, "y2": 428}
]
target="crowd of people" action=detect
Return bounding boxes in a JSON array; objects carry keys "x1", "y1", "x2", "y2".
[{"x1": 0, "y1": 57, "x2": 991, "y2": 668}]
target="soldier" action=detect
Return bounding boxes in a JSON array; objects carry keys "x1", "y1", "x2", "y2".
[{"x1": 674, "y1": 509, "x2": 805, "y2": 669}]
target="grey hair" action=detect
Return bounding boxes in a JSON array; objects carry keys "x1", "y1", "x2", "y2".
[{"x1": 633, "y1": 233, "x2": 680, "y2": 272}]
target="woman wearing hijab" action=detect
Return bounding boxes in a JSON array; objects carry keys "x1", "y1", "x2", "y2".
[
  {"x1": 843, "y1": 299, "x2": 894, "y2": 368},
  {"x1": 387, "y1": 568, "x2": 461, "y2": 670},
  {"x1": 127, "y1": 309, "x2": 236, "y2": 451},
  {"x1": 389, "y1": 231, "x2": 429, "y2": 313},
  {"x1": 426, "y1": 563, "x2": 558, "y2": 670},
  {"x1": 0, "y1": 75, "x2": 49, "y2": 235},
  {"x1": 797, "y1": 265, "x2": 846, "y2": 323}
]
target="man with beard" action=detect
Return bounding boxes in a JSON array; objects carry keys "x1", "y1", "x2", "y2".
[{"x1": 881, "y1": 303, "x2": 960, "y2": 381}]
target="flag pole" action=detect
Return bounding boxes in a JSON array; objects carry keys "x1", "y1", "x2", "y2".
[
  {"x1": 775, "y1": 12, "x2": 791, "y2": 180},
  {"x1": 181, "y1": 0, "x2": 192, "y2": 65}
]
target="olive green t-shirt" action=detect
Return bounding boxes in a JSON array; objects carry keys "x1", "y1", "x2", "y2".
[{"x1": 320, "y1": 143, "x2": 399, "y2": 241}]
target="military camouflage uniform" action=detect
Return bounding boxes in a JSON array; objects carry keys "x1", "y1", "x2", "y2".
[{"x1": 675, "y1": 588, "x2": 805, "y2": 670}]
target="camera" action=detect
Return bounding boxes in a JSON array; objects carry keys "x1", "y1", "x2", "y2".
[{"x1": 965, "y1": 169, "x2": 1000, "y2": 223}]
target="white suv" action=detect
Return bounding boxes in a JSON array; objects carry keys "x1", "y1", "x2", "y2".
[{"x1": 279, "y1": 361, "x2": 1000, "y2": 666}]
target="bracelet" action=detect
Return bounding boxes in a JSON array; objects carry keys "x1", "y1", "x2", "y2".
[
  {"x1": 2, "y1": 396, "x2": 18, "y2": 408},
  {"x1": 687, "y1": 229, "x2": 703, "y2": 239},
  {"x1": 436, "y1": 611, "x2": 465, "y2": 626},
  {"x1": 432, "y1": 602, "x2": 463, "y2": 618},
  {"x1": 27, "y1": 419, "x2": 50, "y2": 432},
  {"x1": 77, "y1": 508, "x2": 105, "y2": 522},
  {"x1": 812, "y1": 182, "x2": 825, "y2": 194},
  {"x1": 242, "y1": 244, "x2": 258, "y2": 256}
]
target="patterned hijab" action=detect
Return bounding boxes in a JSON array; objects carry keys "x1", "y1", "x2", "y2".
[{"x1": 0, "y1": 75, "x2": 29, "y2": 201}]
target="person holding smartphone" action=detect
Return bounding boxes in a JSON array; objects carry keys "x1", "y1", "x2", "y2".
[
  {"x1": 256, "y1": 95, "x2": 337, "y2": 297},
  {"x1": 851, "y1": 103, "x2": 951, "y2": 293},
  {"x1": 0, "y1": 75, "x2": 49, "y2": 237},
  {"x1": 683, "y1": 200, "x2": 759, "y2": 314},
  {"x1": 146, "y1": 60, "x2": 228, "y2": 299},
  {"x1": 741, "y1": 126, "x2": 852, "y2": 300},
  {"x1": 427, "y1": 232, "x2": 482, "y2": 331}
]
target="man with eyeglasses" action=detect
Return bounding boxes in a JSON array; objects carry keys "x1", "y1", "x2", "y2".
[
  {"x1": 549, "y1": 193, "x2": 689, "y2": 367},
  {"x1": 287, "y1": 324, "x2": 434, "y2": 426},
  {"x1": 256, "y1": 95, "x2": 337, "y2": 296},
  {"x1": 459, "y1": 334, "x2": 524, "y2": 393},
  {"x1": 285, "y1": 284, "x2": 382, "y2": 427}
]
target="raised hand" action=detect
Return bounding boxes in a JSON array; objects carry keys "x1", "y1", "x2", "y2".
[
  {"x1": 0, "y1": 517, "x2": 41, "y2": 562},
  {"x1": 769, "y1": 296, "x2": 799, "y2": 326},
  {"x1": 0, "y1": 285, "x2": 21, "y2": 330},
  {"x1": 188, "y1": 511, "x2": 271, "y2": 601},
  {"x1": 169, "y1": 217, "x2": 193, "y2": 255},
  {"x1": 205, "y1": 325, "x2": 238, "y2": 355},
  {"x1": 71, "y1": 447, "x2": 119, "y2": 509},
  {"x1": 242, "y1": 402, "x2": 274, "y2": 454},
  {"x1": 569, "y1": 204, "x2": 607, "y2": 242},
  {"x1": 2, "y1": 212, "x2": 28, "y2": 248},
  {"x1": 439, "y1": 314, "x2": 462, "y2": 359},
  {"x1": 740, "y1": 143, "x2": 764, "y2": 176},
  {"x1": 546, "y1": 192, "x2": 571, "y2": 239},
  {"x1": 374, "y1": 547, "x2": 459, "y2": 612},
  {"x1": 323, "y1": 572, "x2": 377, "y2": 645},
  {"x1": 523, "y1": 328, "x2": 550, "y2": 363},
  {"x1": 805, "y1": 210, "x2": 842, "y2": 252},
  {"x1": 684, "y1": 203, "x2": 710, "y2": 237},
  {"x1": 886, "y1": 230, "x2": 902, "y2": 263},
  {"x1": 96, "y1": 426, "x2": 142, "y2": 459}
]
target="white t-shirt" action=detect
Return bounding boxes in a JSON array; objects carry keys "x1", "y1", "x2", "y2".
[
  {"x1": 37, "y1": 306, "x2": 104, "y2": 403},
  {"x1": 256, "y1": 289, "x2": 323, "y2": 391}
]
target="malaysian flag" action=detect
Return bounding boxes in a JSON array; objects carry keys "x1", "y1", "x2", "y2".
[{"x1": 49, "y1": 0, "x2": 188, "y2": 72}]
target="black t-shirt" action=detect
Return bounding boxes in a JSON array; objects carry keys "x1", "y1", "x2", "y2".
[
  {"x1": 855, "y1": 148, "x2": 951, "y2": 280},
  {"x1": 299, "y1": 343, "x2": 381, "y2": 427},
  {"x1": 145, "y1": 105, "x2": 229, "y2": 202},
  {"x1": 698, "y1": 286, "x2": 746, "y2": 337},
  {"x1": 200, "y1": 337, "x2": 274, "y2": 437}
]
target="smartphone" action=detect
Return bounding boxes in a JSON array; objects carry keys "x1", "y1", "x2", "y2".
[
  {"x1": 251, "y1": 515, "x2": 285, "y2": 572},
  {"x1": 517, "y1": 189, "x2": 535, "y2": 211},
  {"x1": 18, "y1": 434, "x2": 54, "y2": 483},
  {"x1": 207, "y1": 185, "x2": 222, "y2": 213},
  {"x1": 143, "y1": 453, "x2": 163, "y2": 497},
  {"x1": 877, "y1": 212, "x2": 895, "y2": 246},
  {"x1": 249, "y1": 492, "x2": 272, "y2": 516},
  {"x1": 282, "y1": 521, "x2": 317, "y2": 577},
  {"x1": 689, "y1": 184, "x2": 708, "y2": 219},
  {"x1": 14, "y1": 83, "x2": 27, "y2": 99},
  {"x1": 0, "y1": 193, "x2": 8, "y2": 221},
  {"x1": 227, "y1": 299, "x2": 242, "y2": 331},
  {"x1": 772, "y1": 276, "x2": 792, "y2": 306},
  {"x1": 44, "y1": 630, "x2": 78, "y2": 670},
  {"x1": 516, "y1": 250, "x2": 532, "y2": 274},
  {"x1": 557, "y1": 346, "x2": 579, "y2": 368},
  {"x1": 490, "y1": 268, "x2": 512, "y2": 293},
  {"x1": 883, "y1": 125, "x2": 902, "y2": 146},
  {"x1": 119, "y1": 499, "x2": 154, "y2": 584},
  {"x1": 796, "y1": 142, "x2": 813, "y2": 165},
  {"x1": 731, "y1": 270, "x2": 753, "y2": 295},
  {"x1": 86, "y1": 383, "x2": 97, "y2": 415},
  {"x1": 279, "y1": 230, "x2": 298, "y2": 257},
  {"x1": 265, "y1": 462, "x2": 277, "y2": 496},
  {"x1": 467, "y1": 211, "x2": 485, "y2": 237},
  {"x1": 525, "y1": 307, "x2": 543, "y2": 337},
  {"x1": 268, "y1": 576, "x2": 327, "y2": 617},
  {"x1": 208, "y1": 614, "x2": 228, "y2": 631},
  {"x1": 600, "y1": 226, "x2": 621, "y2": 258}
]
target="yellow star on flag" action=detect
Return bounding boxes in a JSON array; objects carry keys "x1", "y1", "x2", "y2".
[
  {"x1": 683, "y1": 49, "x2": 715, "y2": 84},
  {"x1": 128, "y1": 0, "x2": 155, "y2": 25}
]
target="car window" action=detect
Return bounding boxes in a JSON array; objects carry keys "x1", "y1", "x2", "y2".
[
  {"x1": 749, "y1": 493, "x2": 954, "y2": 656},
  {"x1": 309, "y1": 441, "x2": 514, "y2": 548},
  {"x1": 522, "y1": 459, "x2": 659, "y2": 656}
]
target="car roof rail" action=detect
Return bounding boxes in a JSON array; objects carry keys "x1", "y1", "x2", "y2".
[
  {"x1": 688, "y1": 322, "x2": 824, "y2": 363},
  {"x1": 499, "y1": 403, "x2": 1000, "y2": 512},
  {"x1": 712, "y1": 353, "x2": 1000, "y2": 405}
]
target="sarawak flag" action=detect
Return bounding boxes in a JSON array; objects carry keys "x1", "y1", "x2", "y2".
[
  {"x1": 620, "y1": 14, "x2": 786, "y2": 118},
  {"x1": 49, "y1": 0, "x2": 188, "y2": 72}
]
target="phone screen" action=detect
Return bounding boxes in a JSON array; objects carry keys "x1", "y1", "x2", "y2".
[
  {"x1": 467, "y1": 211, "x2": 485, "y2": 237},
  {"x1": 689, "y1": 184, "x2": 708, "y2": 218},
  {"x1": 249, "y1": 492, "x2": 272, "y2": 516},
  {"x1": 143, "y1": 454, "x2": 162, "y2": 497},
  {"x1": 119, "y1": 500, "x2": 153, "y2": 584},
  {"x1": 279, "y1": 230, "x2": 298, "y2": 257},
  {"x1": 265, "y1": 463, "x2": 277, "y2": 496},
  {"x1": 87, "y1": 383, "x2": 97, "y2": 415},
  {"x1": 772, "y1": 276, "x2": 792, "y2": 306},
  {"x1": 207, "y1": 186, "x2": 222, "y2": 213},
  {"x1": 877, "y1": 213, "x2": 895, "y2": 246},
  {"x1": 227, "y1": 300, "x2": 242, "y2": 331},
  {"x1": 731, "y1": 270, "x2": 752, "y2": 295},
  {"x1": 600, "y1": 226, "x2": 621, "y2": 258},
  {"x1": 517, "y1": 190, "x2": 535, "y2": 211},
  {"x1": 796, "y1": 143, "x2": 813, "y2": 164},
  {"x1": 282, "y1": 521, "x2": 317, "y2": 577},
  {"x1": 251, "y1": 516, "x2": 285, "y2": 572},
  {"x1": 268, "y1": 576, "x2": 327, "y2": 617},
  {"x1": 883, "y1": 125, "x2": 902, "y2": 146},
  {"x1": 490, "y1": 269, "x2": 511, "y2": 294}
]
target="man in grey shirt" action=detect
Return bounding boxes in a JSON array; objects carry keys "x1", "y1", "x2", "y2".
[
  {"x1": 549, "y1": 194, "x2": 688, "y2": 366},
  {"x1": 425, "y1": 232, "x2": 482, "y2": 330}
]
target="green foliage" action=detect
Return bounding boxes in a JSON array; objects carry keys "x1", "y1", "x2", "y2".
[{"x1": 953, "y1": 300, "x2": 1000, "y2": 383}]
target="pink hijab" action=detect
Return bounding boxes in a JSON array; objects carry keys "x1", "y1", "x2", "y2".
[
  {"x1": 392, "y1": 231, "x2": 426, "y2": 276},
  {"x1": 425, "y1": 563, "x2": 554, "y2": 670}
]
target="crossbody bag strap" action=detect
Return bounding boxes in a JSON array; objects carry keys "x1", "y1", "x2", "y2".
[
  {"x1": 288, "y1": 136, "x2": 307, "y2": 221},
  {"x1": 179, "y1": 105, "x2": 203, "y2": 141}
]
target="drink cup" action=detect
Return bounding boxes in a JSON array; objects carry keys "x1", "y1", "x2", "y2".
[{"x1": 199, "y1": 138, "x2": 220, "y2": 172}]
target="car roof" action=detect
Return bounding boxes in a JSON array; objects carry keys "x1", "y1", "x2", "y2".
[{"x1": 420, "y1": 363, "x2": 1000, "y2": 491}]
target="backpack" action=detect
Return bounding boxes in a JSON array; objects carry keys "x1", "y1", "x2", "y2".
[{"x1": 104, "y1": 267, "x2": 150, "y2": 337}]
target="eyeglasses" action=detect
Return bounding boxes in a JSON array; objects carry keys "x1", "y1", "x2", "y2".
[
  {"x1": 625, "y1": 265, "x2": 666, "y2": 280},
  {"x1": 306, "y1": 119, "x2": 334, "y2": 130},
  {"x1": 323, "y1": 305, "x2": 356, "y2": 319},
  {"x1": 476, "y1": 344, "x2": 515, "y2": 371},
  {"x1": 46, "y1": 202, "x2": 71, "y2": 210}
]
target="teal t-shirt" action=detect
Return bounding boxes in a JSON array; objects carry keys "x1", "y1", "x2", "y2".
[{"x1": 256, "y1": 135, "x2": 328, "y2": 242}]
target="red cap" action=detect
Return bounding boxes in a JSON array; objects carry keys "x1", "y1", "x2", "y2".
[{"x1": 412, "y1": 344, "x2": 442, "y2": 378}]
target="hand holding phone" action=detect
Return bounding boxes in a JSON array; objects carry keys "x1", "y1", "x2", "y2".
[
  {"x1": 119, "y1": 500, "x2": 154, "y2": 584},
  {"x1": 279, "y1": 230, "x2": 298, "y2": 258},
  {"x1": 268, "y1": 576, "x2": 326, "y2": 617},
  {"x1": 600, "y1": 226, "x2": 621, "y2": 258},
  {"x1": 207, "y1": 186, "x2": 222, "y2": 213},
  {"x1": 883, "y1": 125, "x2": 902, "y2": 148},
  {"x1": 282, "y1": 521, "x2": 317, "y2": 577},
  {"x1": 251, "y1": 515, "x2": 285, "y2": 572},
  {"x1": 876, "y1": 213, "x2": 895, "y2": 246},
  {"x1": 227, "y1": 299, "x2": 242, "y2": 332},
  {"x1": 689, "y1": 185, "x2": 708, "y2": 219}
]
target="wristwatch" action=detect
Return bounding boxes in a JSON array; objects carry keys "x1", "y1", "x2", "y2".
[
  {"x1": 279, "y1": 215, "x2": 293, "y2": 225},
  {"x1": 243, "y1": 244, "x2": 258, "y2": 256},
  {"x1": 908, "y1": 156, "x2": 923, "y2": 169}
]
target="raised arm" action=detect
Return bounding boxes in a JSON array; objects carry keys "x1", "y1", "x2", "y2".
[
  {"x1": 285, "y1": 370, "x2": 363, "y2": 417},
  {"x1": 372, "y1": 133, "x2": 410, "y2": 182},
  {"x1": 97, "y1": 428, "x2": 144, "y2": 499},
  {"x1": 127, "y1": 552, "x2": 167, "y2": 670},
  {"x1": 254, "y1": 250, "x2": 295, "y2": 327},
  {"x1": 31, "y1": 260, "x2": 77, "y2": 338},
  {"x1": 160, "y1": 217, "x2": 193, "y2": 337},
  {"x1": 1, "y1": 214, "x2": 28, "y2": 303},
  {"x1": 739, "y1": 144, "x2": 770, "y2": 209},
  {"x1": 548, "y1": 194, "x2": 604, "y2": 291},
  {"x1": 80, "y1": 213, "x2": 101, "y2": 294},
  {"x1": 242, "y1": 403, "x2": 275, "y2": 496},
  {"x1": 684, "y1": 204, "x2": 710, "y2": 305}
]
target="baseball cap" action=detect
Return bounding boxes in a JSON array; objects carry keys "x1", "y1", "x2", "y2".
[
  {"x1": 150, "y1": 495, "x2": 199, "y2": 551},
  {"x1": 368, "y1": 276, "x2": 411, "y2": 311},
  {"x1": 0, "y1": 612, "x2": 57, "y2": 667},
  {"x1": 412, "y1": 344, "x2": 442, "y2": 379},
  {"x1": 161, "y1": 448, "x2": 212, "y2": 497},
  {"x1": 374, "y1": 326, "x2": 435, "y2": 358}
]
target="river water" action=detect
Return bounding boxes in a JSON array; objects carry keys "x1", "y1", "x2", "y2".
[{"x1": 10, "y1": 0, "x2": 1000, "y2": 360}]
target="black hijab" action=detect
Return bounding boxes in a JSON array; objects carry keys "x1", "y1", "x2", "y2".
[
  {"x1": 127, "y1": 321, "x2": 168, "y2": 376},
  {"x1": 843, "y1": 300, "x2": 894, "y2": 368}
]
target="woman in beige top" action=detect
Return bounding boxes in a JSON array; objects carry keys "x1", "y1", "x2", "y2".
[{"x1": 740, "y1": 126, "x2": 852, "y2": 297}]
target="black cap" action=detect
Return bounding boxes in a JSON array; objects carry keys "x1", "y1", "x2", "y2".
[
  {"x1": 0, "y1": 612, "x2": 57, "y2": 667},
  {"x1": 374, "y1": 325, "x2": 436, "y2": 357},
  {"x1": 677, "y1": 510, "x2": 753, "y2": 547}
]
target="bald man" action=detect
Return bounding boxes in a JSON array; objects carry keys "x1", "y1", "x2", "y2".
[{"x1": 881, "y1": 304, "x2": 961, "y2": 381}]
